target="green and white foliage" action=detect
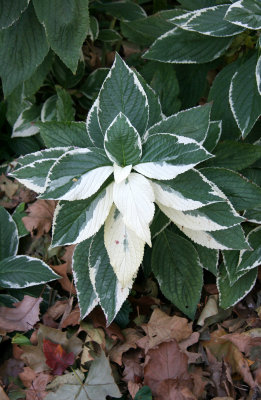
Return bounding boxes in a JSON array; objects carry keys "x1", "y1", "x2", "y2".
[
  {"x1": 0, "y1": 206, "x2": 59, "y2": 289},
  {"x1": 144, "y1": 2, "x2": 261, "y2": 139},
  {"x1": 11, "y1": 54, "x2": 254, "y2": 321}
]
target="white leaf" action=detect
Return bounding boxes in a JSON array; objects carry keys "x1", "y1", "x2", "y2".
[
  {"x1": 104, "y1": 206, "x2": 145, "y2": 287},
  {"x1": 113, "y1": 173, "x2": 155, "y2": 245},
  {"x1": 133, "y1": 161, "x2": 195, "y2": 180},
  {"x1": 113, "y1": 164, "x2": 132, "y2": 184}
]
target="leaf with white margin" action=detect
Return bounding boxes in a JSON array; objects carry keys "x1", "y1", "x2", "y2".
[
  {"x1": 104, "y1": 205, "x2": 145, "y2": 288},
  {"x1": 113, "y1": 164, "x2": 132, "y2": 184},
  {"x1": 86, "y1": 98, "x2": 104, "y2": 149},
  {"x1": 134, "y1": 133, "x2": 212, "y2": 180},
  {"x1": 72, "y1": 238, "x2": 98, "y2": 319},
  {"x1": 237, "y1": 226, "x2": 261, "y2": 274},
  {"x1": 229, "y1": 54, "x2": 261, "y2": 138},
  {"x1": 0, "y1": 255, "x2": 60, "y2": 289},
  {"x1": 12, "y1": 103, "x2": 40, "y2": 138},
  {"x1": 146, "y1": 104, "x2": 211, "y2": 144},
  {"x1": 143, "y1": 27, "x2": 232, "y2": 64},
  {"x1": 158, "y1": 201, "x2": 243, "y2": 231},
  {"x1": 51, "y1": 183, "x2": 114, "y2": 247},
  {"x1": 41, "y1": 148, "x2": 113, "y2": 200},
  {"x1": 256, "y1": 54, "x2": 261, "y2": 95},
  {"x1": 203, "y1": 121, "x2": 222, "y2": 152},
  {"x1": 170, "y1": 5, "x2": 244, "y2": 37},
  {"x1": 222, "y1": 250, "x2": 241, "y2": 285},
  {"x1": 113, "y1": 173, "x2": 154, "y2": 245},
  {"x1": 176, "y1": 223, "x2": 249, "y2": 250},
  {"x1": 151, "y1": 169, "x2": 223, "y2": 211},
  {"x1": 217, "y1": 262, "x2": 257, "y2": 309},
  {"x1": 10, "y1": 147, "x2": 73, "y2": 193},
  {"x1": 89, "y1": 228, "x2": 130, "y2": 325},
  {"x1": 104, "y1": 113, "x2": 142, "y2": 166},
  {"x1": 193, "y1": 243, "x2": 219, "y2": 276},
  {"x1": 0, "y1": 206, "x2": 18, "y2": 262},
  {"x1": 225, "y1": 0, "x2": 261, "y2": 30},
  {"x1": 98, "y1": 53, "x2": 149, "y2": 135}
]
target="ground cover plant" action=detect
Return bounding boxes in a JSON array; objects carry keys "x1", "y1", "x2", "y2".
[{"x1": 0, "y1": 0, "x2": 261, "y2": 399}]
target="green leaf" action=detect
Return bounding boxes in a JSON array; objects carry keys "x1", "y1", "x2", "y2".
[
  {"x1": 12, "y1": 103, "x2": 41, "y2": 138},
  {"x1": 87, "y1": 98, "x2": 105, "y2": 148},
  {"x1": 144, "y1": 27, "x2": 232, "y2": 64},
  {"x1": 0, "y1": 206, "x2": 18, "y2": 261},
  {"x1": 80, "y1": 68, "x2": 109, "y2": 102},
  {"x1": 51, "y1": 183, "x2": 113, "y2": 246},
  {"x1": 11, "y1": 147, "x2": 73, "y2": 193},
  {"x1": 41, "y1": 87, "x2": 75, "y2": 122},
  {"x1": 0, "y1": 3, "x2": 49, "y2": 96},
  {"x1": 39, "y1": 121, "x2": 91, "y2": 148},
  {"x1": 244, "y1": 206, "x2": 261, "y2": 224},
  {"x1": 104, "y1": 113, "x2": 142, "y2": 166},
  {"x1": 193, "y1": 243, "x2": 218, "y2": 276},
  {"x1": 42, "y1": 148, "x2": 113, "y2": 200},
  {"x1": 98, "y1": 29, "x2": 121, "y2": 42},
  {"x1": 177, "y1": 0, "x2": 221, "y2": 10},
  {"x1": 52, "y1": 56, "x2": 85, "y2": 89},
  {"x1": 0, "y1": 0, "x2": 29, "y2": 29},
  {"x1": 0, "y1": 255, "x2": 59, "y2": 288},
  {"x1": 134, "y1": 133, "x2": 212, "y2": 180},
  {"x1": 229, "y1": 54, "x2": 261, "y2": 138},
  {"x1": 134, "y1": 386, "x2": 152, "y2": 400},
  {"x1": 201, "y1": 141, "x2": 261, "y2": 170},
  {"x1": 91, "y1": 0, "x2": 146, "y2": 21},
  {"x1": 150, "y1": 208, "x2": 170, "y2": 239},
  {"x1": 147, "y1": 104, "x2": 211, "y2": 143},
  {"x1": 200, "y1": 167, "x2": 261, "y2": 211},
  {"x1": 12, "y1": 203, "x2": 29, "y2": 238},
  {"x1": 225, "y1": 0, "x2": 261, "y2": 30},
  {"x1": 72, "y1": 238, "x2": 98, "y2": 319},
  {"x1": 89, "y1": 228, "x2": 130, "y2": 325},
  {"x1": 203, "y1": 121, "x2": 222, "y2": 152},
  {"x1": 208, "y1": 61, "x2": 241, "y2": 140},
  {"x1": 12, "y1": 333, "x2": 31, "y2": 346},
  {"x1": 217, "y1": 262, "x2": 257, "y2": 309},
  {"x1": 98, "y1": 54, "x2": 149, "y2": 136},
  {"x1": 152, "y1": 230, "x2": 203, "y2": 319},
  {"x1": 33, "y1": 0, "x2": 89, "y2": 72},
  {"x1": 152, "y1": 169, "x2": 224, "y2": 211},
  {"x1": 237, "y1": 227, "x2": 261, "y2": 274},
  {"x1": 170, "y1": 5, "x2": 244, "y2": 37}
]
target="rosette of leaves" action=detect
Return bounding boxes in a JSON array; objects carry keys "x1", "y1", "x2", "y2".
[
  {"x1": 0, "y1": 206, "x2": 59, "y2": 290},
  {"x1": 11, "y1": 54, "x2": 259, "y2": 322},
  {"x1": 142, "y1": 0, "x2": 261, "y2": 139}
]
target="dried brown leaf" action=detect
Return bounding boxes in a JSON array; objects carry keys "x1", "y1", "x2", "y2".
[
  {"x1": 61, "y1": 245, "x2": 76, "y2": 273},
  {"x1": 26, "y1": 372, "x2": 52, "y2": 400},
  {"x1": 0, "y1": 296, "x2": 42, "y2": 333},
  {"x1": 122, "y1": 349, "x2": 143, "y2": 383},
  {"x1": 22, "y1": 200, "x2": 56, "y2": 238},
  {"x1": 89, "y1": 307, "x2": 124, "y2": 341},
  {"x1": 51, "y1": 264, "x2": 76, "y2": 294},
  {"x1": 19, "y1": 367, "x2": 37, "y2": 388},
  {"x1": 60, "y1": 305, "x2": 80, "y2": 328},
  {"x1": 109, "y1": 328, "x2": 144, "y2": 365}
]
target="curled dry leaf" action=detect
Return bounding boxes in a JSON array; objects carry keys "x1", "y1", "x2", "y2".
[
  {"x1": 60, "y1": 304, "x2": 80, "y2": 328},
  {"x1": 42, "y1": 300, "x2": 70, "y2": 328},
  {"x1": 0, "y1": 296, "x2": 42, "y2": 333},
  {"x1": 109, "y1": 328, "x2": 144, "y2": 365},
  {"x1": 22, "y1": 200, "x2": 56, "y2": 238},
  {"x1": 137, "y1": 308, "x2": 192, "y2": 353},
  {"x1": 122, "y1": 349, "x2": 143, "y2": 383},
  {"x1": 89, "y1": 307, "x2": 124, "y2": 341}
]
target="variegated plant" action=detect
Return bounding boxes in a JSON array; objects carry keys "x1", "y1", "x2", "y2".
[{"x1": 11, "y1": 54, "x2": 256, "y2": 322}]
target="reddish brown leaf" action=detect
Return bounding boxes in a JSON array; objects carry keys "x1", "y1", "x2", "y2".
[
  {"x1": 122, "y1": 349, "x2": 143, "y2": 383},
  {"x1": 60, "y1": 305, "x2": 80, "y2": 328},
  {"x1": 109, "y1": 328, "x2": 144, "y2": 365},
  {"x1": 61, "y1": 245, "x2": 76, "y2": 273},
  {"x1": 89, "y1": 307, "x2": 124, "y2": 341},
  {"x1": 43, "y1": 339, "x2": 75, "y2": 375},
  {"x1": 51, "y1": 264, "x2": 76, "y2": 294},
  {"x1": 42, "y1": 300, "x2": 69, "y2": 328},
  {"x1": 22, "y1": 200, "x2": 56, "y2": 238},
  {"x1": 19, "y1": 366, "x2": 37, "y2": 388},
  {"x1": 26, "y1": 372, "x2": 52, "y2": 400},
  {"x1": 156, "y1": 379, "x2": 196, "y2": 400},
  {"x1": 0, "y1": 296, "x2": 42, "y2": 333}
]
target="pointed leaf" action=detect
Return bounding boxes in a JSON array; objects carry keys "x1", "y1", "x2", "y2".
[
  {"x1": 11, "y1": 147, "x2": 72, "y2": 193},
  {"x1": 151, "y1": 169, "x2": 223, "y2": 211},
  {"x1": 144, "y1": 27, "x2": 232, "y2": 64},
  {"x1": 225, "y1": 0, "x2": 261, "y2": 30},
  {"x1": 152, "y1": 230, "x2": 203, "y2": 319},
  {"x1": 39, "y1": 121, "x2": 91, "y2": 148},
  {"x1": 0, "y1": 0, "x2": 29, "y2": 29},
  {"x1": 113, "y1": 173, "x2": 154, "y2": 245},
  {"x1": 72, "y1": 238, "x2": 98, "y2": 319},
  {"x1": 134, "y1": 133, "x2": 212, "y2": 180},
  {"x1": 170, "y1": 5, "x2": 244, "y2": 37},
  {"x1": 203, "y1": 120, "x2": 222, "y2": 152},
  {"x1": 0, "y1": 206, "x2": 18, "y2": 261},
  {"x1": 86, "y1": 98, "x2": 105, "y2": 148},
  {"x1": 147, "y1": 104, "x2": 211, "y2": 144},
  {"x1": 237, "y1": 227, "x2": 261, "y2": 274},
  {"x1": 229, "y1": 54, "x2": 261, "y2": 138},
  {"x1": 12, "y1": 103, "x2": 40, "y2": 138},
  {"x1": 89, "y1": 228, "x2": 130, "y2": 325},
  {"x1": 98, "y1": 53, "x2": 149, "y2": 135},
  {"x1": 113, "y1": 164, "x2": 132, "y2": 184},
  {"x1": 52, "y1": 183, "x2": 114, "y2": 246},
  {"x1": 104, "y1": 113, "x2": 142, "y2": 166},
  {"x1": 42, "y1": 148, "x2": 113, "y2": 200},
  {"x1": 0, "y1": 255, "x2": 59, "y2": 288},
  {"x1": 193, "y1": 243, "x2": 218, "y2": 276},
  {"x1": 104, "y1": 206, "x2": 145, "y2": 287}
]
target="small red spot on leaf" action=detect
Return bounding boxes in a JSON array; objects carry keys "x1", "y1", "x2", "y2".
[
  {"x1": 115, "y1": 240, "x2": 119, "y2": 244},
  {"x1": 43, "y1": 339, "x2": 75, "y2": 375}
]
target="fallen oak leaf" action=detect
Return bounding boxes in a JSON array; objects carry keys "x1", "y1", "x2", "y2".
[
  {"x1": 43, "y1": 339, "x2": 75, "y2": 376},
  {"x1": 22, "y1": 200, "x2": 56, "y2": 238},
  {"x1": 0, "y1": 296, "x2": 42, "y2": 333}
]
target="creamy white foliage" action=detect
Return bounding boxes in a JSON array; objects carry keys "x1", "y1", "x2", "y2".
[
  {"x1": 113, "y1": 173, "x2": 155, "y2": 245},
  {"x1": 133, "y1": 161, "x2": 195, "y2": 180},
  {"x1": 104, "y1": 206, "x2": 145, "y2": 287},
  {"x1": 113, "y1": 164, "x2": 132, "y2": 183},
  {"x1": 157, "y1": 202, "x2": 231, "y2": 232},
  {"x1": 12, "y1": 111, "x2": 39, "y2": 138}
]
